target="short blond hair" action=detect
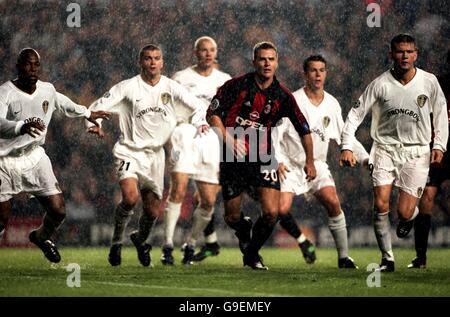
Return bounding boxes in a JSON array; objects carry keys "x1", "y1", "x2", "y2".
[
  {"x1": 253, "y1": 41, "x2": 278, "y2": 60},
  {"x1": 194, "y1": 36, "x2": 217, "y2": 51}
]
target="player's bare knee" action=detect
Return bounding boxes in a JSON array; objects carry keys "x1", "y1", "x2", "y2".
[
  {"x1": 169, "y1": 188, "x2": 186, "y2": 203},
  {"x1": 47, "y1": 198, "x2": 66, "y2": 218},
  {"x1": 224, "y1": 213, "x2": 240, "y2": 225},
  {"x1": 278, "y1": 200, "x2": 291, "y2": 215},
  {"x1": 199, "y1": 197, "x2": 215, "y2": 211},
  {"x1": 142, "y1": 206, "x2": 159, "y2": 219},
  {"x1": 122, "y1": 194, "x2": 139, "y2": 209},
  {"x1": 419, "y1": 195, "x2": 434, "y2": 215},
  {"x1": 263, "y1": 212, "x2": 278, "y2": 225},
  {"x1": 374, "y1": 200, "x2": 389, "y2": 213},
  {"x1": 48, "y1": 205, "x2": 66, "y2": 220},
  {"x1": 397, "y1": 205, "x2": 415, "y2": 220},
  {"x1": 262, "y1": 208, "x2": 278, "y2": 224},
  {"x1": 326, "y1": 202, "x2": 342, "y2": 217}
]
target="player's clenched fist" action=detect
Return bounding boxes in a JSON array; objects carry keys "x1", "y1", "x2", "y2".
[{"x1": 20, "y1": 117, "x2": 46, "y2": 137}]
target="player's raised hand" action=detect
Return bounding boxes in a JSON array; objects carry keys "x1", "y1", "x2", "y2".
[
  {"x1": 87, "y1": 126, "x2": 106, "y2": 138},
  {"x1": 339, "y1": 150, "x2": 357, "y2": 167},
  {"x1": 86, "y1": 111, "x2": 111, "y2": 127},
  {"x1": 278, "y1": 162, "x2": 290, "y2": 182},
  {"x1": 20, "y1": 117, "x2": 46, "y2": 138}
]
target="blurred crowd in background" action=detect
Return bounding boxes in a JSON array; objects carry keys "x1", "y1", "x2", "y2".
[{"x1": 1, "y1": 0, "x2": 449, "y2": 246}]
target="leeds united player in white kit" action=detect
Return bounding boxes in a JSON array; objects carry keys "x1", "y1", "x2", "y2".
[
  {"x1": 161, "y1": 36, "x2": 231, "y2": 265},
  {"x1": 340, "y1": 34, "x2": 448, "y2": 272},
  {"x1": 0, "y1": 48, "x2": 109, "y2": 263},
  {"x1": 274, "y1": 55, "x2": 369, "y2": 268},
  {"x1": 88, "y1": 44, "x2": 208, "y2": 267}
]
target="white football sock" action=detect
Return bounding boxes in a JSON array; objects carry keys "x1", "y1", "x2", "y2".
[
  {"x1": 163, "y1": 201, "x2": 182, "y2": 247},
  {"x1": 328, "y1": 212, "x2": 348, "y2": 259},
  {"x1": 373, "y1": 211, "x2": 394, "y2": 261},
  {"x1": 187, "y1": 206, "x2": 213, "y2": 246}
]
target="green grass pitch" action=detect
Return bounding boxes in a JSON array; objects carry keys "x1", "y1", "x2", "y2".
[{"x1": 1, "y1": 247, "x2": 450, "y2": 297}]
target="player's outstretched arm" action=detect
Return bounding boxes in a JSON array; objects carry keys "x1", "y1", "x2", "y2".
[{"x1": 85, "y1": 111, "x2": 111, "y2": 127}]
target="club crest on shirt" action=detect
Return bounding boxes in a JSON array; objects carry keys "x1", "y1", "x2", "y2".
[
  {"x1": 42, "y1": 100, "x2": 49, "y2": 114},
  {"x1": 417, "y1": 187, "x2": 423, "y2": 197},
  {"x1": 353, "y1": 100, "x2": 360, "y2": 108},
  {"x1": 210, "y1": 98, "x2": 220, "y2": 111},
  {"x1": 417, "y1": 94, "x2": 428, "y2": 108},
  {"x1": 171, "y1": 149, "x2": 180, "y2": 163},
  {"x1": 323, "y1": 116, "x2": 330, "y2": 128},
  {"x1": 161, "y1": 92, "x2": 171, "y2": 105}
]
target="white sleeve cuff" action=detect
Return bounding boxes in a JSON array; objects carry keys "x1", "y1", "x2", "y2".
[
  {"x1": 14, "y1": 121, "x2": 25, "y2": 135},
  {"x1": 432, "y1": 144, "x2": 446, "y2": 153},
  {"x1": 84, "y1": 109, "x2": 92, "y2": 119}
]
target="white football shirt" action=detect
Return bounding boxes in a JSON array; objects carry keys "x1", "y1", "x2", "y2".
[
  {"x1": 172, "y1": 67, "x2": 231, "y2": 122},
  {"x1": 273, "y1": 87, "x2": 369, "y2": 169},
  {"x1": 0, "y1": 80, "x2": 90, "y2": 157},
  {"x1": 88, "y1": 74, "x2": 207, "y2": 151},
  {"x1": 341, "y1": 68, "x2": 448, "y2": 152}
]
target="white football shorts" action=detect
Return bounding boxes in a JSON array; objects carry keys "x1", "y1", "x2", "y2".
[
  {"x1": 369, "y1": 143, "x2": 430, "y2": 198},
  {"x1": 280, "y1": 160, "x2": 335, "y2": 195},
  {"x1": 169, "y1": 123, "x2": 220, "y2": 184},
  {"x1": 0, "y1": 146, "x2": 61, "y2": 202},
  {"x1": 113, "y1": 143, "x2": 165, "y2": 199}
]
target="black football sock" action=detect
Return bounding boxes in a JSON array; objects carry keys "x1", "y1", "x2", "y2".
[
  {"x1": 247, "y1": 216, "x2": 276, "y2": 255},
  {"x1": 36, "y1": 211, "x2": 65, "y2": 241},
  {"x1": 279, "y1": 213, "x2": 301, "y2": 239},
  {"x1": 136, "y1": 213, "x2": 157, "y2": 245},
  {"x1": 203, "y1": 213, "x2": 216, "y2": 237},
  {"x1": 414, "y1": 213, "x2": 431, "y2": 259}
]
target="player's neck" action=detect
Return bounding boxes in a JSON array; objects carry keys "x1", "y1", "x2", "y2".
[
  {"x1": 304, "y1": 86, "x2": 324, "y2": 106},
  {"x1": 193, "y1": 64, "x2": 213, "y2": 77},
  {"x1": 141, "y1": 73, "x2": 161, "y2": 86},
  {"x1": 391, "y1": 67, "x2": 416, "y2": 85},
  {"x1": 12, "y1": 78, "x2": 36, "y2": 95},
  {"x1": 254, "y1": 74, "x2": 273, "y2": 90}
]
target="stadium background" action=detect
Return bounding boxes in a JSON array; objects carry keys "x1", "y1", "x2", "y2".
[{"x1": 1, "y1": 0, "x2": 449, "y2": 248}]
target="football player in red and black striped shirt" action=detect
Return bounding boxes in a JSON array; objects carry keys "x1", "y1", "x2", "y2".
[{"x1": 207, "y1": 42, "x2": 316, "y2": 270}]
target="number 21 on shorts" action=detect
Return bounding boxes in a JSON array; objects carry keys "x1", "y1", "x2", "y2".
[{"x1": 118, "y1": 161, "x2": 130, "y2": 171}]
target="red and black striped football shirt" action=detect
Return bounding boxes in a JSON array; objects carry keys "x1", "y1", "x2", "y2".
[{"x1": 208, "y1": 72, "x2": 310, "y2": 161}]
